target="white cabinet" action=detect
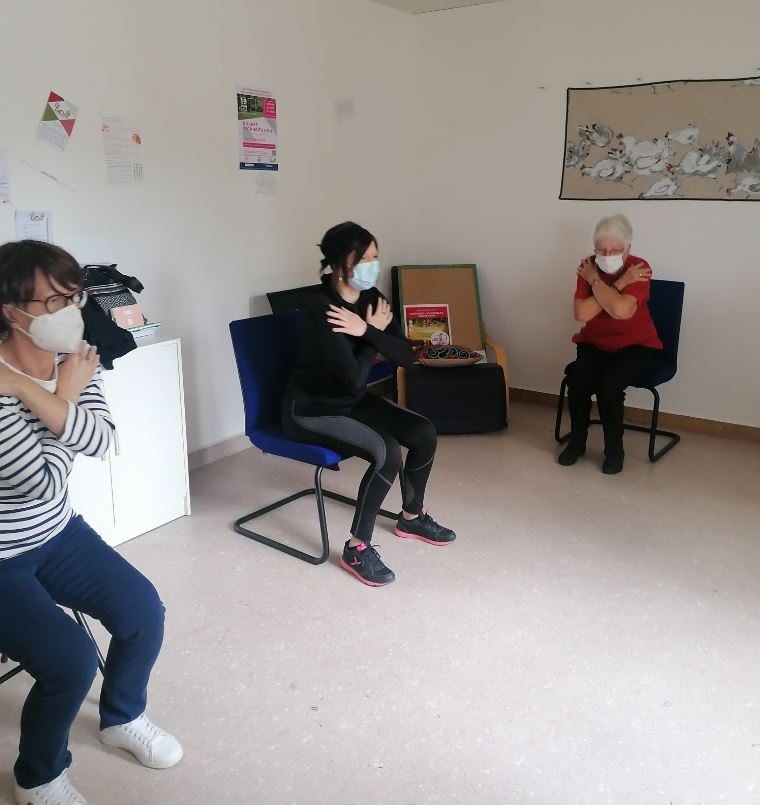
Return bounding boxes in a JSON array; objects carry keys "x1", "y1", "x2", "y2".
[{"x1": 67, "y1": 336, "x2": 190, "y2": 547}]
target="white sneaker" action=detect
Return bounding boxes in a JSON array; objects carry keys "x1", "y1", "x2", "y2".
[
  {"x1": 14, "y1": 769, "x2": 89, "y2": 805},
  {"x1": 99, "y1": 713, "x2": 182, "y2": 769}
]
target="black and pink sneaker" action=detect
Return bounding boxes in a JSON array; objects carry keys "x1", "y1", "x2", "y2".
[
  {"x1": 339, "y1": 541, "x2": 396, "y2": 587},
  {"x1": 394, "y1": 512, "x2": 456, "y2": 546}
]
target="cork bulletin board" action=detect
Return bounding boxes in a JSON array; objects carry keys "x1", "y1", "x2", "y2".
[{"x1": 393, "y1": 265, "x2": 485, "y2": 349}]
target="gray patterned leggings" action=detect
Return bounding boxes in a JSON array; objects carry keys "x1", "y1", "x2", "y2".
[{"x1": 282, "y1": 394, "x2": 437, "y2": 542}]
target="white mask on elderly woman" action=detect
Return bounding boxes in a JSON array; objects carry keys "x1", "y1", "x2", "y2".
[{"x1": 595, "y1": 254, "x2": 625, "y2": 274}]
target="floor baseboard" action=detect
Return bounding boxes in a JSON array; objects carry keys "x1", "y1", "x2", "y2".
[
  {"x1": 189, "y1": 434, "x2": 251, "y2": 471},
  {"x1": 510, "y1": 387, "x2": 760, "y2": 444},
  {"x1": 189, "y1": 389, "x2": 759, "y2": 472}
]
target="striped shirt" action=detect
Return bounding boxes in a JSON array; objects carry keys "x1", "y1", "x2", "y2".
[{"x1": 0, "y1": 364, "x2": 114, "y2": 561}]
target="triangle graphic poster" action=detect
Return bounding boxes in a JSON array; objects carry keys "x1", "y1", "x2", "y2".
[{"x1": 36, "y1": 91, "x2": 79, "y2": 150}]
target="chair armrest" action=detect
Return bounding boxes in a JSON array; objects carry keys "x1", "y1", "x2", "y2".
[
  {"x1": 396, "y1": 366, "x2": 407, "y2": 407},
  {"x1": 484, "y1": 327, "x2": 509, "y2": 415}
]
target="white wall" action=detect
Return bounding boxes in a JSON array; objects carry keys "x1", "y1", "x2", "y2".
[
  {"x1": 2, "y1": 0, "x2": 757, "y2": 448},
  {"x1": 0, "y1": 0, "x2": 414, "y2": 452},
  {"x1": 411, "y1": 0, "x2": 760, "y2": 427}
]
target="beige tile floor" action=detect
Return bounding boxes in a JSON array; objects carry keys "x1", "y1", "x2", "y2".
[{"x1": 1, "y1": 402, "x2": 759, "y2": 805}]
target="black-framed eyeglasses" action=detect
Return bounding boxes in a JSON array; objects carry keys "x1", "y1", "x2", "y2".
[{"x1": 22, "y1": 289, "x2": 88, "y2": 315}]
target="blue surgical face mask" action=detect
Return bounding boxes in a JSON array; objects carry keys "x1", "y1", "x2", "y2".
[{"x1": 348, "y1": 260, "x2": 380, "y2": 291}]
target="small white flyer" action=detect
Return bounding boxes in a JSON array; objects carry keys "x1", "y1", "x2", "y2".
[
  {"x1": 101, "y1": 116, "x2": 144, "y2": 184},
  {"x1": 15, "y1": 210, "x2": 53, "y2": 243},
  {"x1": 334, "y1": 97, "x2": 356, "y2": 124}
]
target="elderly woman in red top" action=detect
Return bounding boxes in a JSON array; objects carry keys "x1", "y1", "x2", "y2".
[{"x1": 558, "y1": 214, "x2": 662, "y2": 474}]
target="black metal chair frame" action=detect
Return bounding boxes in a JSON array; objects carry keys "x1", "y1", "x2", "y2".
[
  {"x1": 1, "y1": 611, "x2": 105, "y2": 685},
  {"x1": 554, "y1": 375, "x2": 681, "y2": 463},
  {"x1": 233, "y1": 464, "x2": 399, "y2": 565}
]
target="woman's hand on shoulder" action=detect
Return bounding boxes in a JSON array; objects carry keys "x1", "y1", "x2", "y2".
[
  {"x1": 326, "y1": 304, "x2": 368, "y2": 338},
  {"x1": 578, "y1": 256, "x2": 599, "y2": 284},
  {"x1": 617, "y1": 261, "x2": 651, "y2": 290},
  {"x1": 57, "y1": 342, "x2": 100, "y2": 403},
  {"x1": 365, "y1": 297, "x2": 393, "y2": 332}
]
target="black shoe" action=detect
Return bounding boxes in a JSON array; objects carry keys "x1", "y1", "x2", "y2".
[
  {"x1": 558, "y1": 444, "x2": 586, "y2": 466},
  {"x1": 394, "y1": 511, "x2": 456, "y2": 545},
  {"x1": 602, "y1": 453, "x2": 624, "y2": 475},
  {"x1": 340, "y1": 541, "x2": 395, "y2": 586}
]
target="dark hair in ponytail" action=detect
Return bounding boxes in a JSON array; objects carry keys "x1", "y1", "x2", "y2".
[{"x1": 318, "y1": 222, "x2": 377, "y2": 284}]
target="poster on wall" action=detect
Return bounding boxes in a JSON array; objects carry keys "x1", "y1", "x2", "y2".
[
  {"x1": 237, "y1": 86, "x2": 278, "y2": 171},
  {"x1": 15, "y1": 210, "x2": 53, "y2": 242},
  {"x1": 101, "y1": 117, "x2": 144, "y2": 185},
  {"x1": 561, "y1": 76, "x2": 760, "y2": 201},
  {"x1": 403, "y1": 304, "x2": 451, "y2": 345},
  {"x1": 36, "y1": 91, "x2": 78, "y2": 150}
]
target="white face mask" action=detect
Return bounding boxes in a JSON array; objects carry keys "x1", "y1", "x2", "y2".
[
  {"x1": 595, "y1": 254, "x2": 625, "y2": 274},
  {"x1": 13, "y1": 303, "x2": 84, "y2": 354}
]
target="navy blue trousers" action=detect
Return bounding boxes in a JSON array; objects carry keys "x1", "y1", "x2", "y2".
[{"x1": 0, "y1": 516, "x2": 165, "y2": 789}]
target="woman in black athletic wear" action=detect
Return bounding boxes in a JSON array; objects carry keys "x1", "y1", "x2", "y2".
[{"x1": 281, "y1": 222, "x2": 455, "y2": 587}]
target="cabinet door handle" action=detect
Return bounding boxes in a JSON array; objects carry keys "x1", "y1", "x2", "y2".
[{"x1": 113, "y1": 430, "x2": 121, "y2": 457}]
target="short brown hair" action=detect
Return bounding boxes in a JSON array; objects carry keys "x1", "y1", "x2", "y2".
[{"x1": 0, "y1": 240, "x2": 82, "y2": 336}]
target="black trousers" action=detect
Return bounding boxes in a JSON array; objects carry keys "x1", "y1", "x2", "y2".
[
  {"x1": 282, "y1": 393, "x2": 437, "y2": 543},
  {"x1": 567, "y1": 344, "x2": 658, "y2": 458}
]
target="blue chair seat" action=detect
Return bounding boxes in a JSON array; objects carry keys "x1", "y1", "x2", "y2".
[
  {"x1": 249, "y1": 425, "x2": 343, "y2": 468},
  {"x1": 633, "y1": 357, "x2": 676, "y2": 389}
]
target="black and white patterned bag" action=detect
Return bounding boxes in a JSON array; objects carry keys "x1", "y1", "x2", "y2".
[{"x1": 81, "y1": 264, "x2": 145, "y2": 322}]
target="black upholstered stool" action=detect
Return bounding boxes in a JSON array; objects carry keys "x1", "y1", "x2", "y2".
[{"x1": 402, "y1": 363, "x2": 507, "y2": 434}]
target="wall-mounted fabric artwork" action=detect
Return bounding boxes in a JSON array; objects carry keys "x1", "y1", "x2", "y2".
[{"x1": 561, "y1": 77, "x2": 760, "y2": 201}]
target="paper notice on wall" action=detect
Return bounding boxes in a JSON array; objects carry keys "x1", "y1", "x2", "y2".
[
  {"x1": 36, "y1": 91, "x2": 78, "y2": 150},
  {"x1": 237, "y1": 86, "x2": 278, "y2": 171},
  {"x1": 15, "y1": 210, "x2": 53, "y2": 243},
  {"x1": 254, "y1": 172, "x2": 279, "y2": 196},
  {"x1": 0, "y1": 150, "x2": 11, "y2": 204},
  {"x1": 101, "y1": 117, "x2": 144, "y2": 184},
  {"x1": 334, "y1": 97, "x2": 356, "y2": 124}
]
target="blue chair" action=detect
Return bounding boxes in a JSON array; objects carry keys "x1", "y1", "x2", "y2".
[
  {"x1": 554, "y1": 279, "x2": 685, "y2": 462},
  {"x1": 229, "y1": 310, "x2": 397, "y2": 565}
]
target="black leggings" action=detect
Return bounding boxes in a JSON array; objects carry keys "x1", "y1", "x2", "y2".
[
  {"x1": 282, "y1": 394, "x2": 437, "y2": 543},
  {"x1": 568, "y1": 343, "x2": 658, "y2": 458}
]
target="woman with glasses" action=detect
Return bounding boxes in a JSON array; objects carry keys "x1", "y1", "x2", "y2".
[
  {"x1": 0, "y1": 241, "x2": 181, "y2": 805},
  {"x1": 559, "y1": 214, "x2": 663, "y2": 474}
]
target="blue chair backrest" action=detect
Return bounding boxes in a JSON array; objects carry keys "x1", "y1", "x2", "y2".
[
  {"x1": 647, "y1": 279, "x2": 685, "y2": 368},
  {"x1": 229, "y1": 310, "x2": 303, "y2": 438}
]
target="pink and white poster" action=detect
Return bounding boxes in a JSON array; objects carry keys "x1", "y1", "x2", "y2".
[{"x1": 237, "y1": 86, "x2": 278, "y2": 171}]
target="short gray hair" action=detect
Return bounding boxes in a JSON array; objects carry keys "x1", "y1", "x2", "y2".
[{"x1": 593, "y1": 214, "x2": 633, "y2": 248}]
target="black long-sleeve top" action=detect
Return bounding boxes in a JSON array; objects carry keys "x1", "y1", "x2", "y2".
[{"x1": 285, "y1": 276, "x2": 413, "y2": 416}]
